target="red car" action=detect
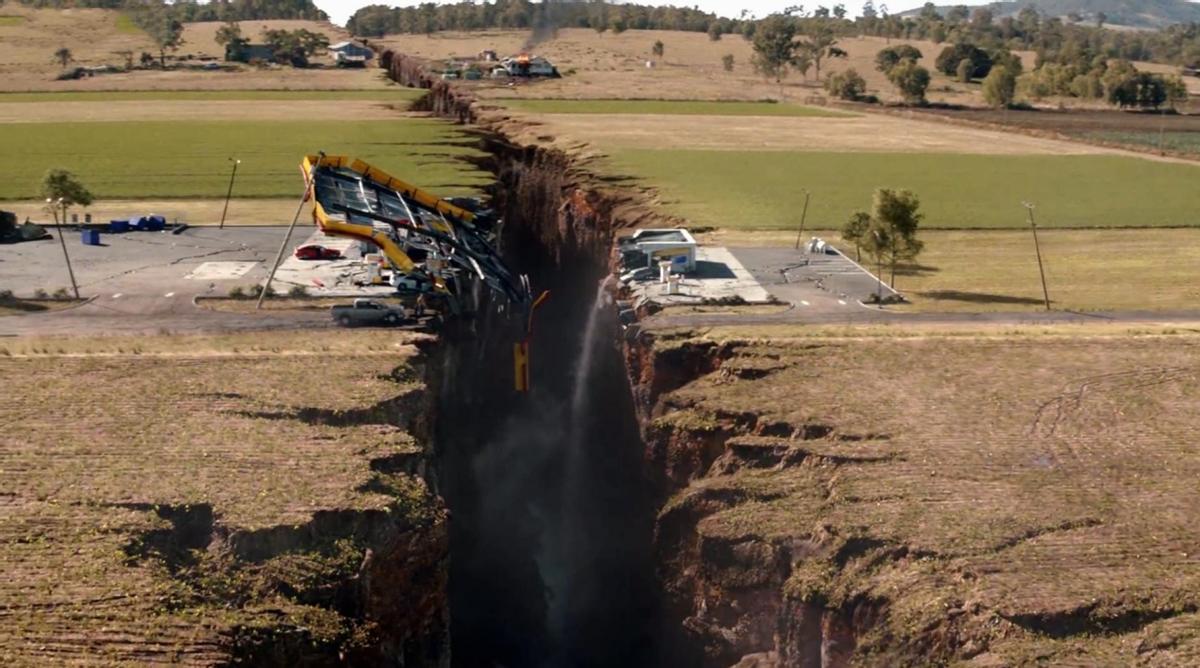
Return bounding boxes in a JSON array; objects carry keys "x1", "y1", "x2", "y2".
[{"x1": 294, "y1": 245, "x2": 342, "y2": 261}]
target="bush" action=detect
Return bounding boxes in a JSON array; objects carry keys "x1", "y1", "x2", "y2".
[
  {"x1": 875, "y1": 44, "x2": 922, "y2": 73},
  {"x1": 722, "y1": 54, "x2": 735, "y2": 72},
  {"x1": 228, "y1": 285, "x2": 246, "y2": 299},
  {"x1": 52, "y1": 287, "x2": 71, "y2": 299},
  {"x1": 888, "y1": 60, "x2": 931, "y2": 105},
  {"x1": 982, "y1": 66, "x2": 1017, "y2": 108},
  {"x1": 287, "y1": 284, "x2": 308, "y2": 298},
  {"x1": 0, "y1": 289, "x2": 14, "y2": 301},
  {"x1": 248, "y1": 284, "x2": 277, "y2": 299},
  {"x1": 935, "y1": 43, "x2": 991, "y2": 78},
  {"x1": 33, "y1": 289, "x2": 49, "y2": 299},
  {"x1": 956, "y1": 58, "x2": 972, "y2": 82},
  {"x1": 825, "y1": 68, "x2": 867, "y2": 101}
]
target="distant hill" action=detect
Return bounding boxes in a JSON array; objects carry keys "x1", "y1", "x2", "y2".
[{"x1": 902, "y1": 0, "x2": 1200, "y2": 29}]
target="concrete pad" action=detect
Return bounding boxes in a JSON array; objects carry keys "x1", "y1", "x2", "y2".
[
  {"x1": 270, "y1": 229, "x2": 395, "y2": 297},
  {"x1": 185, "y1": 261, "x2": 258, "y2": 280},
  {"x1": 624, "y1": 245, "x2": 773, "y2": 305}
]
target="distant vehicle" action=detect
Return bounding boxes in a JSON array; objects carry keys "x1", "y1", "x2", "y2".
[
  {"x1": 330, "y1": 298, "x2": 408, "y2": 327},
  {"x1": 393, "y1": 273, "x2": 434, "y2": 293},
  {"x1": 295, "y1": 245, "x2": 343, "y2": 261}
]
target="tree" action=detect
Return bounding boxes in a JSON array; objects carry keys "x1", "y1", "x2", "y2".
[
  {"x1": 144, "y1": 8, "x2": 185, "y2": 68},
  {"x1": 751, "y1": 14, "x2": 798, "y2": 89},
  {"x1": 1164, "y1": 74, "x2": 1189, "y2": 110},
  {"x1": 825, "y1": 67, "x2": 866, "y2": 100},
  {"x1": 40, "y1": 169, "x2": 94, "y2": 226},
  {"x1": 875, "y1": 44, "x2": 921, "y2": 73},
  {"x1": 887, "y1": 60, "x2": 930, "y2": 104},
  {"x1": 53, "y1": 47, "x2": 73, "y2": 69},
  {"x1": 842, "y1": 210, "x2": 871, "y2": 261},
  {"x1": 798, "y1": 24, "x2": 846, "y2": 80},
  {"x1": 722, "y1": 53, "x2": 735, "y2": 72},
  {"x1": 869, "y1": 188, "x2": 923, "y2": 287},
  {"x1": 652, "y1": 40, "x2": 664, "y2": 58},
  {"x1": 1096, "y1": 11, "x2": 1107, "y2": 29},
  {"x1": 215, "y1": 20, "x2": 248, "y2": 60},
  {"x1": 982, "y1": 65, "x2": 1016, "y2": 107},
  {"x1": 707, "y1": 22, "x2": 722, "y2": 41}
]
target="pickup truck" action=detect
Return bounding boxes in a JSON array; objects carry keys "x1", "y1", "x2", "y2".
[{"x1": 330, "y1": 298, "x2": 409, "y2": 327}]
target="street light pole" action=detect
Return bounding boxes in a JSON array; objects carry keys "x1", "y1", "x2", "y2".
[
  {"x1": 793, "y1": 189, "x2": 811, "y2": 250},
  {"x1": 48, "y1": 197, "x2": 80, "y2": 300},
  {"x1": 219, "y1": 158, "x2": 240, "y2": 230},
  {"x1": 258, "y1": 152, "x2": 324, "y2": 311},
  {"x1": 1023, "y1": 202, "x2": 1051, "y2": 311}
]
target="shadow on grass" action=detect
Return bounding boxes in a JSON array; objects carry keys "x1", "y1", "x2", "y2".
[
  {"x1": 919, "y1": 290, "x2": 1046, "y2": 305},
  {"x1": 893, "y1": 262, "x2": 941, "y2": 277}
]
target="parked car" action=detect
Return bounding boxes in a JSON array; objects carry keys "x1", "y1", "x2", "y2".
[
  {"x1": 330, "y1": 299, "x2": 409, "y2": 327},
  {"x1": 295, "y1": 245, "x2": 343, "y2": 261},
  {"x1": 393, "y1": 273, "x2": 434, "y2": 294}
]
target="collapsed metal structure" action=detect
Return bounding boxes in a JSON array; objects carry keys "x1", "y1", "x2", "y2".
[{"x1": 302, "y1": 154, "x2": 531, "y2": 310}]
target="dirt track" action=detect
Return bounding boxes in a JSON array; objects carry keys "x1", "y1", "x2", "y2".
[{"x1": 527, "y1": 111, "x2": 1114, "y2": 154}]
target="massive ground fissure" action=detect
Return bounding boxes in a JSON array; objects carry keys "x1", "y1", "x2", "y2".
[{"x1": 428, "y1": 141, "x2": 679, "y2": 667}]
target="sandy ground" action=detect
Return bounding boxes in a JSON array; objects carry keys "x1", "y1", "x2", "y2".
[
  {"x1": 524, "y1": 110, "x2": 1114, "y2": 154},
  {"x1": 0, "y1": 98, "x2": 411, "y2": 122},
  {"x1": 4, "y1": 198, "x2": 302, "y2": 227}
]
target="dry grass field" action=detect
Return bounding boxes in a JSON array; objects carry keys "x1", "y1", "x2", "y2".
[
  {"x1": 699, "y1": 228, "x2": 1200, "y2": 312},
  {"x1": 387, "y1": 29, "x2": 1005, "y2": 105},
  {"x1": 0, "y1": 330, "x2": 440, "y2": 663},
  {"x1": 0, "y1": 8, "x2": 387, "y2": 91},
  {"x1": 655, "y1": 328, "x2": 1200, "y2": 664}
]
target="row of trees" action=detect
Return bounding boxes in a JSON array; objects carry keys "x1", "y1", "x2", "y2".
[
  {"x1": 345, "y1": 1, "x2": 1200, "y2": 73},
  {"x1": 348, "y1": 0, "x2": 740, "y2": 39},
  {"x1": 216, "y1": 22, "x2": 330, "y2": 66},
  {"x1": 15, "y1": 0, "x2": 325, "y2": 22}
]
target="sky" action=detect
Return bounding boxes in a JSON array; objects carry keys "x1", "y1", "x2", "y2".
[{"x1": 313, "y1": 0, "x2": 991, "y2": 28}]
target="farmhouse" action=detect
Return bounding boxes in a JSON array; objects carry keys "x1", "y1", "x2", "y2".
[
  {"x1": 501, "y1": 54, "x2": 558, "y2": 77},
  {"x1": 329, "y1": 41, "x2": 374, "y2": 67}
]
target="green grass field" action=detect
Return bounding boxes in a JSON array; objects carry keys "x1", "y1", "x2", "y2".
[
  {"x1": 0, "y1": 119, "x2": 488, "y2": 199},
  {"x1": 0, "y1": 14, "x2": 26, "y2": 26},
  {"x1": 0, "y1": 89, "x2": 426, "y2": 102},
  {"x1": 496, "y1": 98, "x2": 850, "y2": 117},
  {"x1": 611, "y1": 150, "x2": 1200, "y2": 229}
]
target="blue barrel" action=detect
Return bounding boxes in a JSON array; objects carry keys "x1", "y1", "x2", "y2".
[
  {"x1": 109, "y1": 219, "x2": 130, "y2": 233},
  {"x1": 81, "y1": 229, "x2": 101, "y2": 245}
]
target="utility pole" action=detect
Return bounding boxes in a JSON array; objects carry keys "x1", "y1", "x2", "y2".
[
  {"x1": 1023, "y1": 202, "x2": 1051, "y2": 311},
  {"x1": 47, "y1": 197, "x2": 80, "y2": 300},
  {"x1": 258, "y1": 152, "x2": 323, "y2": 310},
  {"x1": 793, "y1": 190, "x2": 811, "y2": 250},
  {"x1": 872, "y1": 229, "x2": 883, "y2": 304},
  {"x1": 219, "y1": 158, "x2": 240, "y2": 229}
]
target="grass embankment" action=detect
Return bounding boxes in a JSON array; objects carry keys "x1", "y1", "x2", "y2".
[
  {"x1": 612, "y1": 149, "x2": 1200, "y2": 230},
  {"x1": 654, "y1": 331, "x2": 1200, "y2": 664},
  {"x1": 497, "y1": 98, "x2": 849, "y2": 117},
  {"x1": 705, "y1": 228, "x2": 1200, "y2": 312},
  {"x1": 0, "y1": 119, "x2": 488, "y2": 199},
  {"x1": 0, "y1": 330, "x2": 439, "y2": 661},
  {"x1": 0, "y1": 89, "x2": 426, "y2": 102}
]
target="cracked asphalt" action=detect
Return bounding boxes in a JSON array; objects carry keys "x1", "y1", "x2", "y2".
[{"x1": 0, "y1": 226, "x2": 327, "y2": 336}]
